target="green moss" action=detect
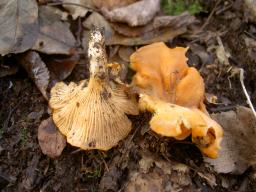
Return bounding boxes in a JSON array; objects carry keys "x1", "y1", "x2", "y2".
[
  {"x1": 161, "y1": 0, "x2": 203, "y2": 16},
  {"x1": 21, "y1": 127, "x2": 28, "y2": 145}
]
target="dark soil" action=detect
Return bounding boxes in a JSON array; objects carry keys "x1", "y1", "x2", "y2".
[{"x1": 1, "y1": 0, "x2": 256, "y2": 192}]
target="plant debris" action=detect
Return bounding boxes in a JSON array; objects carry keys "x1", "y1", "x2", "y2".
[
  {"x1": 38, "y1": 117, "x2": 66, "y2": 158},
  {"x1": 102, "y1": 0, "x2": 160, "y2": 27},
  {"x1": 206, "y1": 106, "x2": 256, "y2": 174},
  {"x1": 32, "y1": 6, "x2": 76, "y2": 55},
  {"x1": 0, "y1": 0, "x2": 38, "y2": 56},
  {"x1": 19, "y1": 51, "x2": 50, "y2": 100}
]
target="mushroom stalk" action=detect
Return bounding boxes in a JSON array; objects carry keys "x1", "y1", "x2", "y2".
[
  {"x1": 88, "y1": 28, "x2": 108, "y2": 80},
  {"x1": 49, "y1": 28, "x2": 138, "y2": 151}
]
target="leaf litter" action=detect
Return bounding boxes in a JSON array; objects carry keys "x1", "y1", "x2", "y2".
[
  {"x1": 0, "y1": 0, "x2": 39, "y2": 56},
  {"x1": 1, "y1": 0, "x2": 256, "y2": 191}
]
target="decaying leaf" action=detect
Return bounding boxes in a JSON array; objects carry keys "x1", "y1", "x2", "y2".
[
  {"x1": 0, "y1": 64, "x2": 18, "y2": 78},
  {"x1": 131, "y1": 42, "x2": 223, "y2": 158},
  {"x1": 110, "y1": 12, "x2": 195, "y2": 38},
  {"x1": 38, "y1": 117, "x2": 66, "y2": 158},
  {"x1": 118, "y1": 46, "x2": 134, "y2": 62},
  {"x1": 124, "y1": 152, "x2": 194, "y2": 192},
  {"x1": 62, "y1": 0, "x2": 92, "y2": 20},
  {"x1": 106, "y1": 27, "x2": 187, "y2": 46},
  {"x1": 44, "y1": 52, "x2": 79, "y2": 80},
  {"x1": 0, "y1": 0, "x2": 38, "y2": 56},
  {"x1": 92, "y1": 0, "x2": 138, "y2": 10},
  {"x1": 83, "y1": 12, "x2": 114, "y2": 39},
  {"x1": 102, "y1": 0, "x2": 160, "y2": 27},
  {"x1": 205, "y1": 106, "x2": 256, "y2": 174},
  {"x1": 32, "y1": 6, "x2": 76, "y2": 55},
  {"x1": 19, "y1": 51, "x2": 49, "y2": 100}
]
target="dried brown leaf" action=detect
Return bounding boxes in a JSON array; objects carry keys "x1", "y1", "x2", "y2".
[
  {"x1": 62, "y1": 0, "x2": 92, "y2": 20},
  {"x1": 111, "y1": 12, "x2": 195, "y2": 38},
  {"x1": 205, "y1": 106, "x2": 256, "y2": 174},
  {"x1": 106, "y1": 27, "x2": 187, "y2": 46},
  {"x1": 83, "y1": 12, "x2": 114, "y2": 39},
  {"x1": 92, "y1": 0, "x2": 138, "y2": 10},
  {"x1": 124, "y1": 152, "x2": 194, "y2": 192},
  {"x1": 102, "y1": 0, "x2": 160, "y2": 27},
  {"x1": 38, "y1": 117, "x2": 66, "y2": 158},
  {"x1": 19, "y1": 51, "x2": 49, "y2": 99},
  {"x1": 32, "y1": 6, "x2": 76, "y2": 55},
  {"x1": 118, "y1": 46, "x2": 134, "y2": 62},
  {"x1": 45, "y1": 52, "x2": 79, "y2": 80},
  {"x1": 0, "y1": 64, "x2": 18, "y2": 78},
  {"x1": 0, "y1": 0, "x2": 39, "y2": 56}
]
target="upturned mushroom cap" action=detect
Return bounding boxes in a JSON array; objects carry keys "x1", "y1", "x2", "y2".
[
  {"x1": 49, "y1": 28, "x2": 138, "y2": 150},
  {"x1": 130, "y1": 42, "x2": 204, "y2": 108},
  {"x1": 131, "y1": 42, "x2": 223, "y2": 158},
  {"x1": 140, "y1": 94, "x2": 223, "y2": 158},
  {"x1": 140, "y1": 94, "x2": 205, "y2": 140}
]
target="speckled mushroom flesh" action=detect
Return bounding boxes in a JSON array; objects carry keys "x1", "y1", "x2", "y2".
[{"x1": 49, "y1": 28, "x2": 138, "y2": 150}]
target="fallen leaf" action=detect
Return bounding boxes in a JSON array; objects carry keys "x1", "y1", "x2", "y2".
[
  {"x1": 110, "y1": 12, "x2": 195, "y2": 37},
  {"x1": 19, "y1": 51, "x2": 49, "y2": 99},
  {"x1": 38, "y1": 117, "x2": 66, "y2": 158},
  {"x1": 0, "y1": 0, "x2": 39, "y2": 56},
  {"x1": 0, "y1": 64, "x2": 18, "y2": 78},
  {"x1": 118, "y1": 46, "x2": 134, "y2": 62},
  {"x1": 62, "y1": 0, "x2": 92, "y2": 20},
  {"x1": 21, "y1": 155, "x2": 40, "y2": 190},
  {"x1": 44, "y1": 52, "x2": 79, "y2": 80},
  {"x1": 189, "y1": 43, "x2": 212, "y2": 66},
  {"x1": 124, "y1": 152, "x2": 194, "y2": 192},
  {"x1": 152, "y1": 12, "x2": 195, "y2": 29},
  {"x1": 82, "y1": 12, "x2": 114, "y2": 39},
  {"x1": 92, "y1": 0, "x2": 138, "y2": 10},
  {"x1": 205, "y1": 106, "x2": 256, "y2": 174},
  {"x1": 32, "y1": 6, "x2": 76, "y2": 55},
  {"x1": 106, "y1": 27, "x2": 187, "y2": 46},
  {"x1": 102, "y1": 0, "x2": 160, "y2": 27},
  {"x1": 110, "y1": 22, "x2": 149, "y2": 37}
]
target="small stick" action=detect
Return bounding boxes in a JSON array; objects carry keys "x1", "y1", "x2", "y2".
[{"x1": 239, "y1": 68, "x2": 256, "y2": 119}]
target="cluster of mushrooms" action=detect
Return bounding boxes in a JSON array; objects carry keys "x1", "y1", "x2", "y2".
[{"x1": 49, "y1": 28, "x2": 223, "y2": 158}]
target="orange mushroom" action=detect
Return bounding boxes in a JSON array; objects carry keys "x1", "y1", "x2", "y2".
[{"x1": 130, "y1": 42, "x2": 223, "y2": 158}]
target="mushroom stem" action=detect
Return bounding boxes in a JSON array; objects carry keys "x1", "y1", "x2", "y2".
[{"x1": 88, "y1": 28, "x2": 108, "y2": 80}]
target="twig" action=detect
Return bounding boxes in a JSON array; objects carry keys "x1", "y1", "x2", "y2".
[
  {"x1": 239, "y1": 68, "x2": 256, "y2": 119},
  {"x1": 199, "y1": 0, "x2": 221, "y2": 31}
]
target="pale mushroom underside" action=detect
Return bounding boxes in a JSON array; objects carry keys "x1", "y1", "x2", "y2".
[{"x1": 49, "y1": 79, "x2": 138, "y2": 150}]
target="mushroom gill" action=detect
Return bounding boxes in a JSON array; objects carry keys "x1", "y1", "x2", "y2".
[{"x1": 49, "y1": 28, "x2": 138, "y2": 150}]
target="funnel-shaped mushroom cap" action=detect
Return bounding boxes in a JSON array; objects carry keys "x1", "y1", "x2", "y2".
[
  {"x1": 140, "y1": 94, "x2": 205, "y2": 140},
  {"x1": 131, "y1": 42, "x2": 223, "y2": 158},
  {"x1": 50, "y1": 79, "x2": 138, "y2": 150},
  {"x1": 49, "y1": 28, "x2": 138, "y2": 150},
  {"x1": 140, "y1": 94, "x2": 223, "y2": 158},
  {"x1": 130, "y1": 42, "x2": 204, "y2": 108}
]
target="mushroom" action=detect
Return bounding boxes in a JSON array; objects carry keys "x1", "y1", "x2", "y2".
[
  {"x1": 49, "y1": 28, "x2": 138, "y2": 150},
  {"x1": 130, "y1": 42, "x2": 223, "y2": 158}
]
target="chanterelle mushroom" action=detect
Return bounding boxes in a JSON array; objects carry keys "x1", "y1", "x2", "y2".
[
  {"x1": 130, "y1": 42, "x2": 223, "y2": 158},
  {"x1": 49, "y1": 28, "x2": 138, "y2": 150}
]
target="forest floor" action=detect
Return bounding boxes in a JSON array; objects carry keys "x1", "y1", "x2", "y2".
[{"x1": 1, "y1": 0, "x2": 256, "y2": 191}]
